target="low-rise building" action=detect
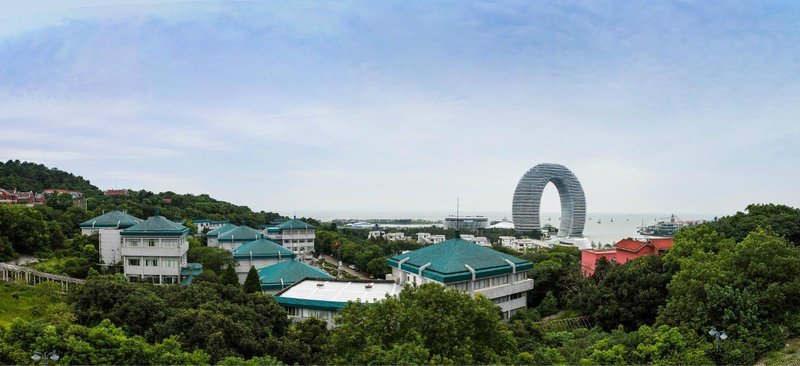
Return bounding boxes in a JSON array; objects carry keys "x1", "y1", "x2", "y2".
[
  {"x1": 416, "y1": 232, "x2": 431, "y2": 243},
  {"x1": 259, "y1": 260, "x2": 334, "y2": 294},
  {"x1": 443, "y1": 216, "x2": 489, "y2": 231},
  {"x1": 233, "y1": 238, "x2": 295, "y2": 283},
  {"x1": 194, "y1": 219, "x2": 230, "y2": 234},
  {"x1": 499, "y1": 236, "x2": 516, "y2": 247},
  {"x1": 581, "y1": 238, "x2": 675, "y2": 276},
  {"x1": 79, "y1": 210, "x2": 143, "y2": 266},
  {"x1": 368, "y1": 230, "x2": 384, "y2": 240},
  {"x1": 0, "y1": 189, "x2": 46, "y2": 206},
  {"x1": 120, "y1": 212, "x2": 190, "y2": 284},
  {"x1": 206, "y1": 223, "x2": 238, "y2": 248},
  {"x1": 103, "y1": 189, "x2": 129, "y2": 196},
  {"x1": 275, "y1": 279, "x2": 403, "y2": 327},
  {"x1": 265, "y1": 218, "x2": 315, "y2": 255},
  {"x1": 217, "y1": 225, "x2": 266, "y2": 252},
  {"x1": 386, "y1": 232, "x2": 405, "y2": 241},
  {"x1": 386, "y1": 236, "x2": 534, "y2": 320}
]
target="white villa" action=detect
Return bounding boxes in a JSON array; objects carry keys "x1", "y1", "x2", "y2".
[
  {"x1": 232, "y1": 238, "x2": 295, "y2": 283},
  {"x1": 120, "y1": 212, "x2": 190, "y2": 285},
  {"x1": 265, "y1": 218, "x2": 315, "y2": 255},
  {"x1": 275, "y1": 279, "x2": 403, "y2": 327},
  {"x1": 386, "y1": 236, "x2": 534, "y2": 320},
  {"x1": 80, "y1": 211, "x2": 143, "y2": 266}
]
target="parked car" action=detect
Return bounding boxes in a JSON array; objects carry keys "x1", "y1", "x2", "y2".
[{"x1": 348, "y1": 264, "x2": 357, "y2": 270}]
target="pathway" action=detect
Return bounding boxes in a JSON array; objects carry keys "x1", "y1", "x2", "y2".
[{"x1": 320, "y1": 254, "x2": 370, "y2": 279}]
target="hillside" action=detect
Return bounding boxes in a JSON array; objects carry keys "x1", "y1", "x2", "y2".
[
  {"x1": 0, "y1": 160, "x2": 283, "y2": 227},
  {"x1": 0, "y1": 160, "x2": 100, "y2": 194}
]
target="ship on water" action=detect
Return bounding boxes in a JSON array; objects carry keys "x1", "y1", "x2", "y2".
[{"x1": 637, "y1": 214, "x2": 705, "y2": 237}]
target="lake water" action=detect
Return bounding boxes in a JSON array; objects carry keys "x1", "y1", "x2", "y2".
[{"x1": 300, "y1": 211, "x2": 718, "y2": 245}]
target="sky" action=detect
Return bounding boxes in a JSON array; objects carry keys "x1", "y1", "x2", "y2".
[{"x1": 0, "y1": 0, "x2": 798, "y2": 217}]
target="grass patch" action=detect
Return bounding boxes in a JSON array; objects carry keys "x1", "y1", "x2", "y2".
[
  {"x1": 0, "y1": 281, "x2": 65, "y2": 328},
  {"x1": 760, "y1": 337, "x2": 800, "y2": 366}
]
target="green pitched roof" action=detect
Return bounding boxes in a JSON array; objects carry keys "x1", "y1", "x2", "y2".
[
  {"x1": 386, "y1": 238, "x2": 532, "y2": 284},
  {"x1": 180, "y1": 263, "x2": 203, "y2": 286},
  {"x1": 80, "y1": 210, "x2": 143, "y2": 229},
  {"x1": 233, "y1": 239, "x2": 295, "y2": 260},
  {"x1": 121, "y1": 215, "x2": 190, "y2": 237},
  {"x1": 274, "y1": 219, "x2": 315, "y2": 231},
  {"x1": 206, "y1": 223, "x2": 238, "y2": 238},
  {"x1": 258, "y1": 261, "x2": 333, "y2": 291},
  {"x1": 218, "y1": 225, "x2": 264, "y2": 242}
]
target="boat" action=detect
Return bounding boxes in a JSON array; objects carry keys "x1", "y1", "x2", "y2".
[
  {"x1": 597, "y1": 219, "x2": 601, "y2": 224},
  {"x1": 610, "y1": 218, "x2": 614, "y2": 223},
  {"x1": 638, "y1": 214, "x2": 685, "y2": 237}
]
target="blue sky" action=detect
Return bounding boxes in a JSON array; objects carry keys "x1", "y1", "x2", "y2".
[{"x1": 0, "y1": 1, "x2": 798, "y2": 216}]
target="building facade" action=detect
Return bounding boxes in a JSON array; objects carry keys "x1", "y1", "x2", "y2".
[
  {"x1": 581, "y1": 238, "x2": 674, "y2": 276},
  {"x1": 80, "y1": 210, "x2": 143, "y2": 266},
  {"x1": 443, "y1": 216, "x2": 489, "y2": 231},
  {"x1": 386, "y1": 236, "x2": 534, "y2": 320},
  {"x1": 216, "y1": 225, "x2": 265, "y2": 251},
  {"x1": 206, "y1": 223, "x2": 238, "y2": 248},
  {"x1": 512, "y1": 163, "x2": 586, "y2": 237},
  {"x1": 265, "y1": 219, "x2": 315, "y2": 255},
  {"x1": 120, "y1": 213, "x2": 190, "y2": 284},
  {"x1": 194, "y1": 219, "x2": 230, "y2": 234},
  {"x1": 232, "y1": 238, "x2": 295, "y2": 283},
  {"x1": 275, "y1": 279, "x2": 402, "y2": 327}
]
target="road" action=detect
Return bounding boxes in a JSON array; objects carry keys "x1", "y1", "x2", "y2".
[{"x1": 320, "y1": 254, "x2": 370, "y2": 280}]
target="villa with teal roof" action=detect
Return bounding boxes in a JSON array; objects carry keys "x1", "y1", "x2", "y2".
[
  {"x1": 215, "y1": 225, "x2": 265, "y2": 251},
  {"x1": 120, "y1": 212, "x2": 190, "y2": 284},
  {"x1": 232, "y1": 238, "x2": 295, "y2": 283},
  {"x1": 80, "y1": 210, "x2": 143, "y2": 267},
  {"x1": 205, "y1": 223, "x2": 239, "y2": 248},
  {"x1": 264, "y1": 218, "x2": 315, "y2": 256},
  {"x1": 386, "y1": 236, "x2": 534, "y2": 320},
  {"x1": 258, "y1": 260, "x2": 333, "y2": 294}
]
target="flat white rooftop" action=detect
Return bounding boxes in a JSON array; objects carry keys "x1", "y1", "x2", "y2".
[{"x1": 277, "y1": 279, "x2": 404, "y2": 304}]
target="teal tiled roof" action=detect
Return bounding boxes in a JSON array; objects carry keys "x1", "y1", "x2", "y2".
[
  {"x1": 218, "y1": 225, "x2": 264, "y2": 242},
  {"x1": 206, "y1": 223, "x2": 239, "y2": 238},
  {"x1": 274, "y1": 219, "x2": 314, "y2": 231},
  {"x1": 386, "y1": 238, "x2": 532, "y2": 284},
  {"x1": 233, "y1": 239, "x2": 295, "y2": 260},
  {"x1": 258, "y1": 261, "x2": 333, "y2": 291},
  {"x1": 80, "y1": 210, "x2": 143, "y2": 229},
  {"x1": 121, "y1": 215, "x2": 190, "y2": 237}
]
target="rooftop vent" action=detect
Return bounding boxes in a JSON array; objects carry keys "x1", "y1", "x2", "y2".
[
  {"x1": 365, "y1": 283, "x2": 373, "y2": 289},
  {"x1": 316, "y1": 283, "x2": 324, "y2": 288}
]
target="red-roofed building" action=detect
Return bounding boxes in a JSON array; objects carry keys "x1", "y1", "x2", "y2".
[
  {"x1": 581, "y1": 237, "x2": 675, "y2": 276},
  {"x1": 104, "y1": 189, "x2": 129, "y2": 196}
]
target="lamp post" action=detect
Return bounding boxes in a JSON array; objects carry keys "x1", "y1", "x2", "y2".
[
  {"x1": 31, "y1": 351, "x2": 60, "y2": 365},
  {"x1": 708, "y1": 328, "x2": 728, "y2": 350}
]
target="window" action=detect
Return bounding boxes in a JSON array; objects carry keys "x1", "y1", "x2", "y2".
[
  {"x1": 473, "y1": 278, "x2": 490, "y2": 290},
  {"x1": 510, "y1": 292, "x2": 523, "y2": 300},
  {"x1": 514, "y1": 272, "x2": 527, "y2": 282},
  {"x1": 490, "y1": 275, "x2": 510, "y2": 287},
  {"x1": 145, "y1": 258, "x2": 159, "y2": 266},
  {"x1": 127, "y1": 258, "x2": 140, "y2": 266},
  {"x1": 162, "y1": 258, "x2": 179, "y2": 268},
  {"x1": 448, "y1": 282, "x2": 468, "y2": 291},
  {"x1": 147, "y1": 239, "x2": 156, "y2": 247},
  {"x1": 162, "y1": 239, "x2": 178, "y2": 248},
  {"x1": 126, "y1": 240, "x2": 139, "y2": 247}
]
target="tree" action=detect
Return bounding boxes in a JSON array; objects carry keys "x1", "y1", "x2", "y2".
[
  {"x1": 243, "y1": 266, "x2": 261, "y2": 294},
  {"x1": 328, "y1": 283, "x2": 516, "y2": 364},
  {"x1": 221, "y1": 265, "x2": 240, "y2": 287},
  {"x1": 537, "y1": 291, "x2": 558, "y2": 317}
]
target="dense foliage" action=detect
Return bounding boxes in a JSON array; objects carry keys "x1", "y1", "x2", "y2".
[
  {"x1": 329, "y1": 283, "x2": 516, "y2": 364},
  {"x1": 0, "y1": 160, "x2": 100, "y2": 194}
]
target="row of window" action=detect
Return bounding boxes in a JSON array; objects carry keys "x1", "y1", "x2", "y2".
[
  {"x1": 128, "y1": 275, "x2": 179, "y2": 284},
  {"x1": 284, "y1": 239, "x2": 313, "y2": 244},
  {"x1": 125, "y1": 239, "x2": 182, "y2": 248},
  {"x1": 127, "y1": 257, "x2": 181, "y2": 267},
  {"x1": 445, "y1": 272, "x2": 528, "y2": 291},
  {"x1": 491, "y1": 292, "x2": 524, "y2": 305}
]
